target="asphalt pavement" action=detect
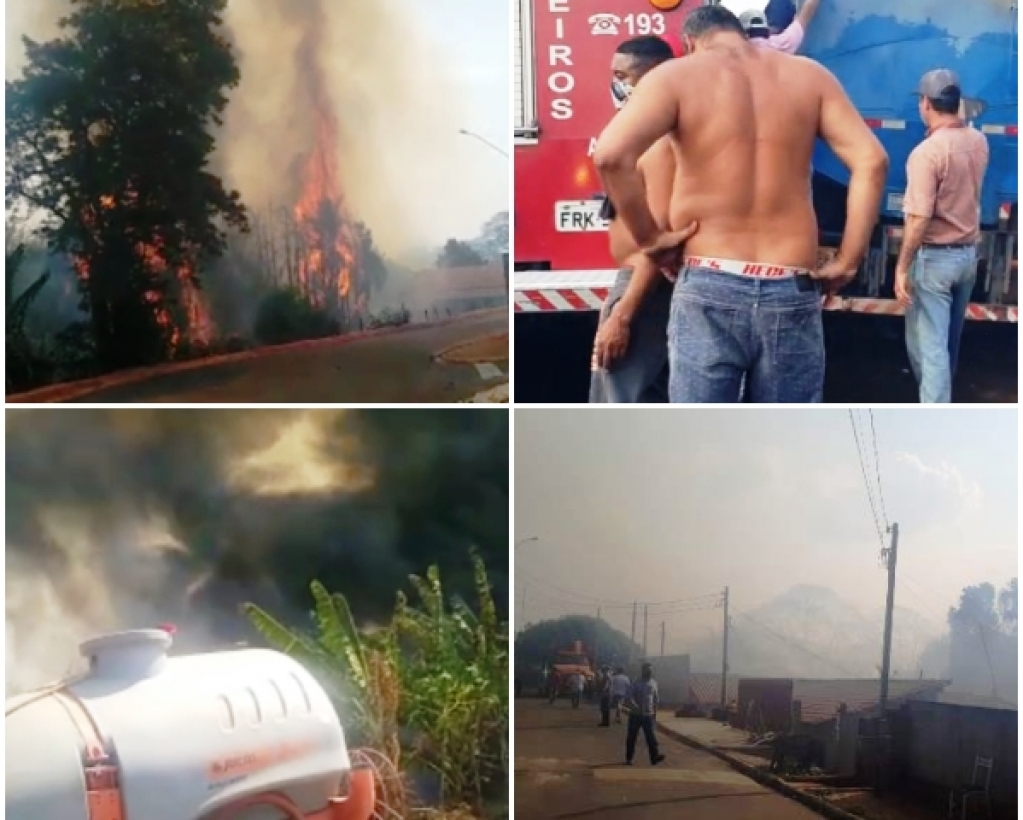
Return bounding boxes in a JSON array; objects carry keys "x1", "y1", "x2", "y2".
[
  {"x1": 515, "y1": 698, "x2": 822, "y2": 819},
  {"x1": 10, "y1": 310, "x2": 508, "y2": 404}
]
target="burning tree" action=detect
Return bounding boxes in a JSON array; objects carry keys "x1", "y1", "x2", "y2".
[{"x1": 5, "y1": 0, "x2": 248, "y2": 370}]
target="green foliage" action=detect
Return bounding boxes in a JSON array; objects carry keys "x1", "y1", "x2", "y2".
[
  {"x1": 5, "y1": 0, "x2": 248, "y2": 370},
  {"x1": 436, "y1": 239, "x2": 485, "y2": 269},
  {"x1": 5, "y1": 243, "x2": 54, "y2": 391},
  {"x1": 515, "y1": 615, "x2": 642, "y2": 673},
  {"x1": 253, "y1": 287, "x2": 340, "y2": 346},
  {"x1": 244, "y1": 550, "x2": 508, "y2": 813}
]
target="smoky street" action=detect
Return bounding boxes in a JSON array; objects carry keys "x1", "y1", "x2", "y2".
[
  {"x1": 514, "y1": 312, "x2": 1018, "y2": 404},
  {"x1": 19, "y1": 310, "x2": 508, "y2": 404},
  {"x1": 514, "y1": 698, "x2": 819, "y2": 820}
]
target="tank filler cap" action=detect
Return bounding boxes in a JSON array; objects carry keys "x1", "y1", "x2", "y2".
[{"x1": 79, "y1": 629, "x2": 173, "y2": 681}]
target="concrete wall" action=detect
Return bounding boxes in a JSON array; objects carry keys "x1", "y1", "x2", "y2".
[
  {"x1": 633, "y1": 655, "x2": 691, "y2": 705},
  {"x1": 899, "y1": 701, "x2": 1018, "y2": 806},
  {"x1": 737, "y1": 678, "x2": 794, "y2": 732}
]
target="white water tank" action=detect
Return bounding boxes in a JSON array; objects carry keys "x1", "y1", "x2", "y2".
[{"x1": 5, "y1": 629, "x2": 356, "y2": 820}]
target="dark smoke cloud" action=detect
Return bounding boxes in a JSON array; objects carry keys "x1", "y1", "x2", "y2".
[{"x1": 5, "y1": 409, "x2": 509, "y2": 691}]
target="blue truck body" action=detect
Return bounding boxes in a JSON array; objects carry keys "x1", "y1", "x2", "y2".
[{"x1": 803, "y1": 0, "x2": 1018, "y2": 227}]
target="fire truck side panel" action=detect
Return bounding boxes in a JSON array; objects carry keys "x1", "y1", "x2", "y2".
[
  {"x1": 514, "y1": 0, "x2": 701, "y2": 271},
  {"x1": 514, "y1": 0, "x2": 1018, "y2": 321}
]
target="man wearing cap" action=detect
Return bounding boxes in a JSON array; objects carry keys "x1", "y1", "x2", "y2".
[
  {"x1": 895, "y1": 69, "x2": 989, "y2": 403},
  {"x1": 740, "y1": 0, "x2": 822, "y2": 55}
]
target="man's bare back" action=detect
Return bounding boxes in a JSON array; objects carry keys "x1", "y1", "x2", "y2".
[
  {"x1": 663, "y1": 46, "x2": 821, "y2": 269},
  {"x1": 594, "y1": 26, "x2": 886, "y2": 285}
]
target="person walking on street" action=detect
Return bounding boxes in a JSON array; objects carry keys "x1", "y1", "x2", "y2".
[
  {"x1": 598, "y1": 667, "x2": 613, "y2": 727},
  {"x1": 569, "y1": 672, "x2": 585, "y2": 709},
  {"x1": 625, "y1": 663, "x2": 665, "y2": 766},
  {"x1": 548, "y1": 669, "x2": 561, "y2": 704},
  {"x1": 895, "y1": 69, "x2": 989, "y2": 403},
  {"x1": 611, "y1": 667, "x2": 631, "y2": 723}
]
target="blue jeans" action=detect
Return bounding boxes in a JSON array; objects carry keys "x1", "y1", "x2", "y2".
[
  {"x1": 667, "y1": 267, "x2": 825, "y2": 403},
  {"x1": 905, "y1": 246, "x2": 977, "y2": 403},
  {"x1": 589, "y1": 269, "x2": 671, "y2": 403}
]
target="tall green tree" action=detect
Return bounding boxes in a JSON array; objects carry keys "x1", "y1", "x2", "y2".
[
  {"x1": 436, "y1": 238, "x2": 485, "y2": 268},
  {"x1": 5, "y1": 0, "x2": 248, "y2": 370}
]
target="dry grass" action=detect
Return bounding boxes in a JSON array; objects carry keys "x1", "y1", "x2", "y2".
[{"x1": 436, "y1": 333, "x2": 508, "y2": 365}]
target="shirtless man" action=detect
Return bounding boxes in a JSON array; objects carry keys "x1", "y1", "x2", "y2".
[
  {"x1": 593, "y1": 6, "x2": 888, "y2": 403},
  {"x1": 590, "y1": 36, "x2": 692, "y2": 403}
]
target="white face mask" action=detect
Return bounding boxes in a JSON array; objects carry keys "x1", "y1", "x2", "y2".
[{"x1": 610, "y1": 78, "x2": 634, "y2": 110}]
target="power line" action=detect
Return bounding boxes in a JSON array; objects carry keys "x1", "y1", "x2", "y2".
[
  {"x1": 850, "y1": 410, "x2": 886, "y2": 547},
  {"x1": 868, "y1": 409, "x2": 890, "y2": 531}
]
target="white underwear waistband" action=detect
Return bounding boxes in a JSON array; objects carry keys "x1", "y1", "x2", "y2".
[{"x1": 683, "y1": 255, "x2": 813, "y2": 279}]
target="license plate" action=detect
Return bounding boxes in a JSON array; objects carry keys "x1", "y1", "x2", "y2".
[
  {"x1": 886, "y1": 193, "x2": 904, "y2": 212},
  {"x1": 555, "y1": 200, "x2": 608, "y2": 233}
]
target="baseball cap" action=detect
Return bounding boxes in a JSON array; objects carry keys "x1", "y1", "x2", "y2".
[
  {"x1": 915, "y1": 69, "x2": 962, "y2": 105},
  {"x1": 739, "y1": 10, "x2": 770, "y2": 37}
]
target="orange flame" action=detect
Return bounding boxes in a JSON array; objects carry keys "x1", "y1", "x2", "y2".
[
  {"x1": 75, "y1": 193, "x2": 215, "y2": 355},
  {"x1": 291, "y1": 44, "x2": 360, "y2": 317}
]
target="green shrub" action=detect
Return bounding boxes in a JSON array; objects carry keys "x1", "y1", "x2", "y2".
[
  {"x1": 253, "y1": 287, "x2": 339, "y2": 346},
  {"x1": 243, "y1": 549, "x2": 508, "y2": 816}
]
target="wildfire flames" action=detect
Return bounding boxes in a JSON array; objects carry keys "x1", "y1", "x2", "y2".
[
  {"x1": 75, "y1": 192, "x2": 214, "y2": 355},
  {"x1": 291, "y1": 35, "x2": 361, "y2": 317}
]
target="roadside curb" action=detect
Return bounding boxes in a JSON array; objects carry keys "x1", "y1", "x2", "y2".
[
  {"x1": 463, "y1": 383, "x2": 509, "y2": 403},
  {"x1": 7, "y1": 308, "x2": 505, "y2": 403},
  {"x1": 657, "y1": 725, "x2": 861, "y2": 820},
  {"x1": 433, "y1": 331, "x2": 509, "y2": 364}
]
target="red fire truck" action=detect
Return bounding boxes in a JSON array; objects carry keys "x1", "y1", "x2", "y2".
[{"x1": 513, "y1": 0, "x2": 1018, "y2": 323}]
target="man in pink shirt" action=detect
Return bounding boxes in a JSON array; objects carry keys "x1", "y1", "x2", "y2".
[
  {"x1": 740, "y1": 0, "x2": 822, "y2": 55},
  {"x1": 895, "y1": 69, "x2": 989, "y2": 403}
]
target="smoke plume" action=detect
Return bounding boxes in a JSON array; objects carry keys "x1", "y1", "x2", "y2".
[
  {"x1": 5, "y1": 409, "x2": 509, "y2": 694},
  {"x1": 7, "y1": 0, "x2": 490, "y2": 261}
]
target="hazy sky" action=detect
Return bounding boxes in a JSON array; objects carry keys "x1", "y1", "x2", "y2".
[{"x1": 516, "y1": 409, "x2": 1018, "y2": 641}]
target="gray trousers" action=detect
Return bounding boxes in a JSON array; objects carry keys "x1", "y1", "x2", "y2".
[{"x1": 588, "y1": 269, "x2": 672, "y2": 403}]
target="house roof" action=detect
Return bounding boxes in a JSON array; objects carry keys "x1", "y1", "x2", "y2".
[
  {"x1": 790, "y1": 678, "x2": 949, "y2": 724},
  {"x1": 687, "y1": 672, "x2": 739, "y2": 706}
]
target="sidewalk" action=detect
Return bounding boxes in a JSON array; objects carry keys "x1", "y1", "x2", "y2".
[
  {"x1": 656, "y1": 718, "x2": 862, "y2": 820},
  {"x1": 658, "y1": 717, "x2": 752, "y2": 749}
]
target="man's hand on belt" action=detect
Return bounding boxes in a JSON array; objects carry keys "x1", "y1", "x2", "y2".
[
  {"x1": 641, "y1": 221, "x2": 699, "y2": 279},
  {"x1": 813, "y1": 256, "x2": 858, "y2": 293}
]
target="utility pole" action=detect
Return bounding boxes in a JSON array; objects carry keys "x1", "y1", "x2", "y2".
[
  {"x1": 875, "y1": 523, "x2": 899, "y2": 796},
  {"x1": 878, "y1": 523, "x2": 899, "y2": 713},
  {"x1": 643, "y1": 605, "x2": 649, "y2": 658},
  {"x1": 660, "y1": 621, "x2": 666, "y2": 657},
  {"x1": 721, "y1": 587, "x2": 730, "y2": 712}
]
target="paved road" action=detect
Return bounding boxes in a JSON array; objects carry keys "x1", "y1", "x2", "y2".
[
  {"x1": 44, "y1": 311, "x2": 508, "y2": 403},
  {"x1": 514, "y1": 312, "x2": 1017, "y2": 403},
  {"x1": 515, "y1": 698, "x2": 820, "y2": 819}
]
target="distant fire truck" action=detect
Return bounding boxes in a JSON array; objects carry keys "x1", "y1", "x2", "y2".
[{"x1": 513, "y1": 0, "x2": 1017, "y2": 329}]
